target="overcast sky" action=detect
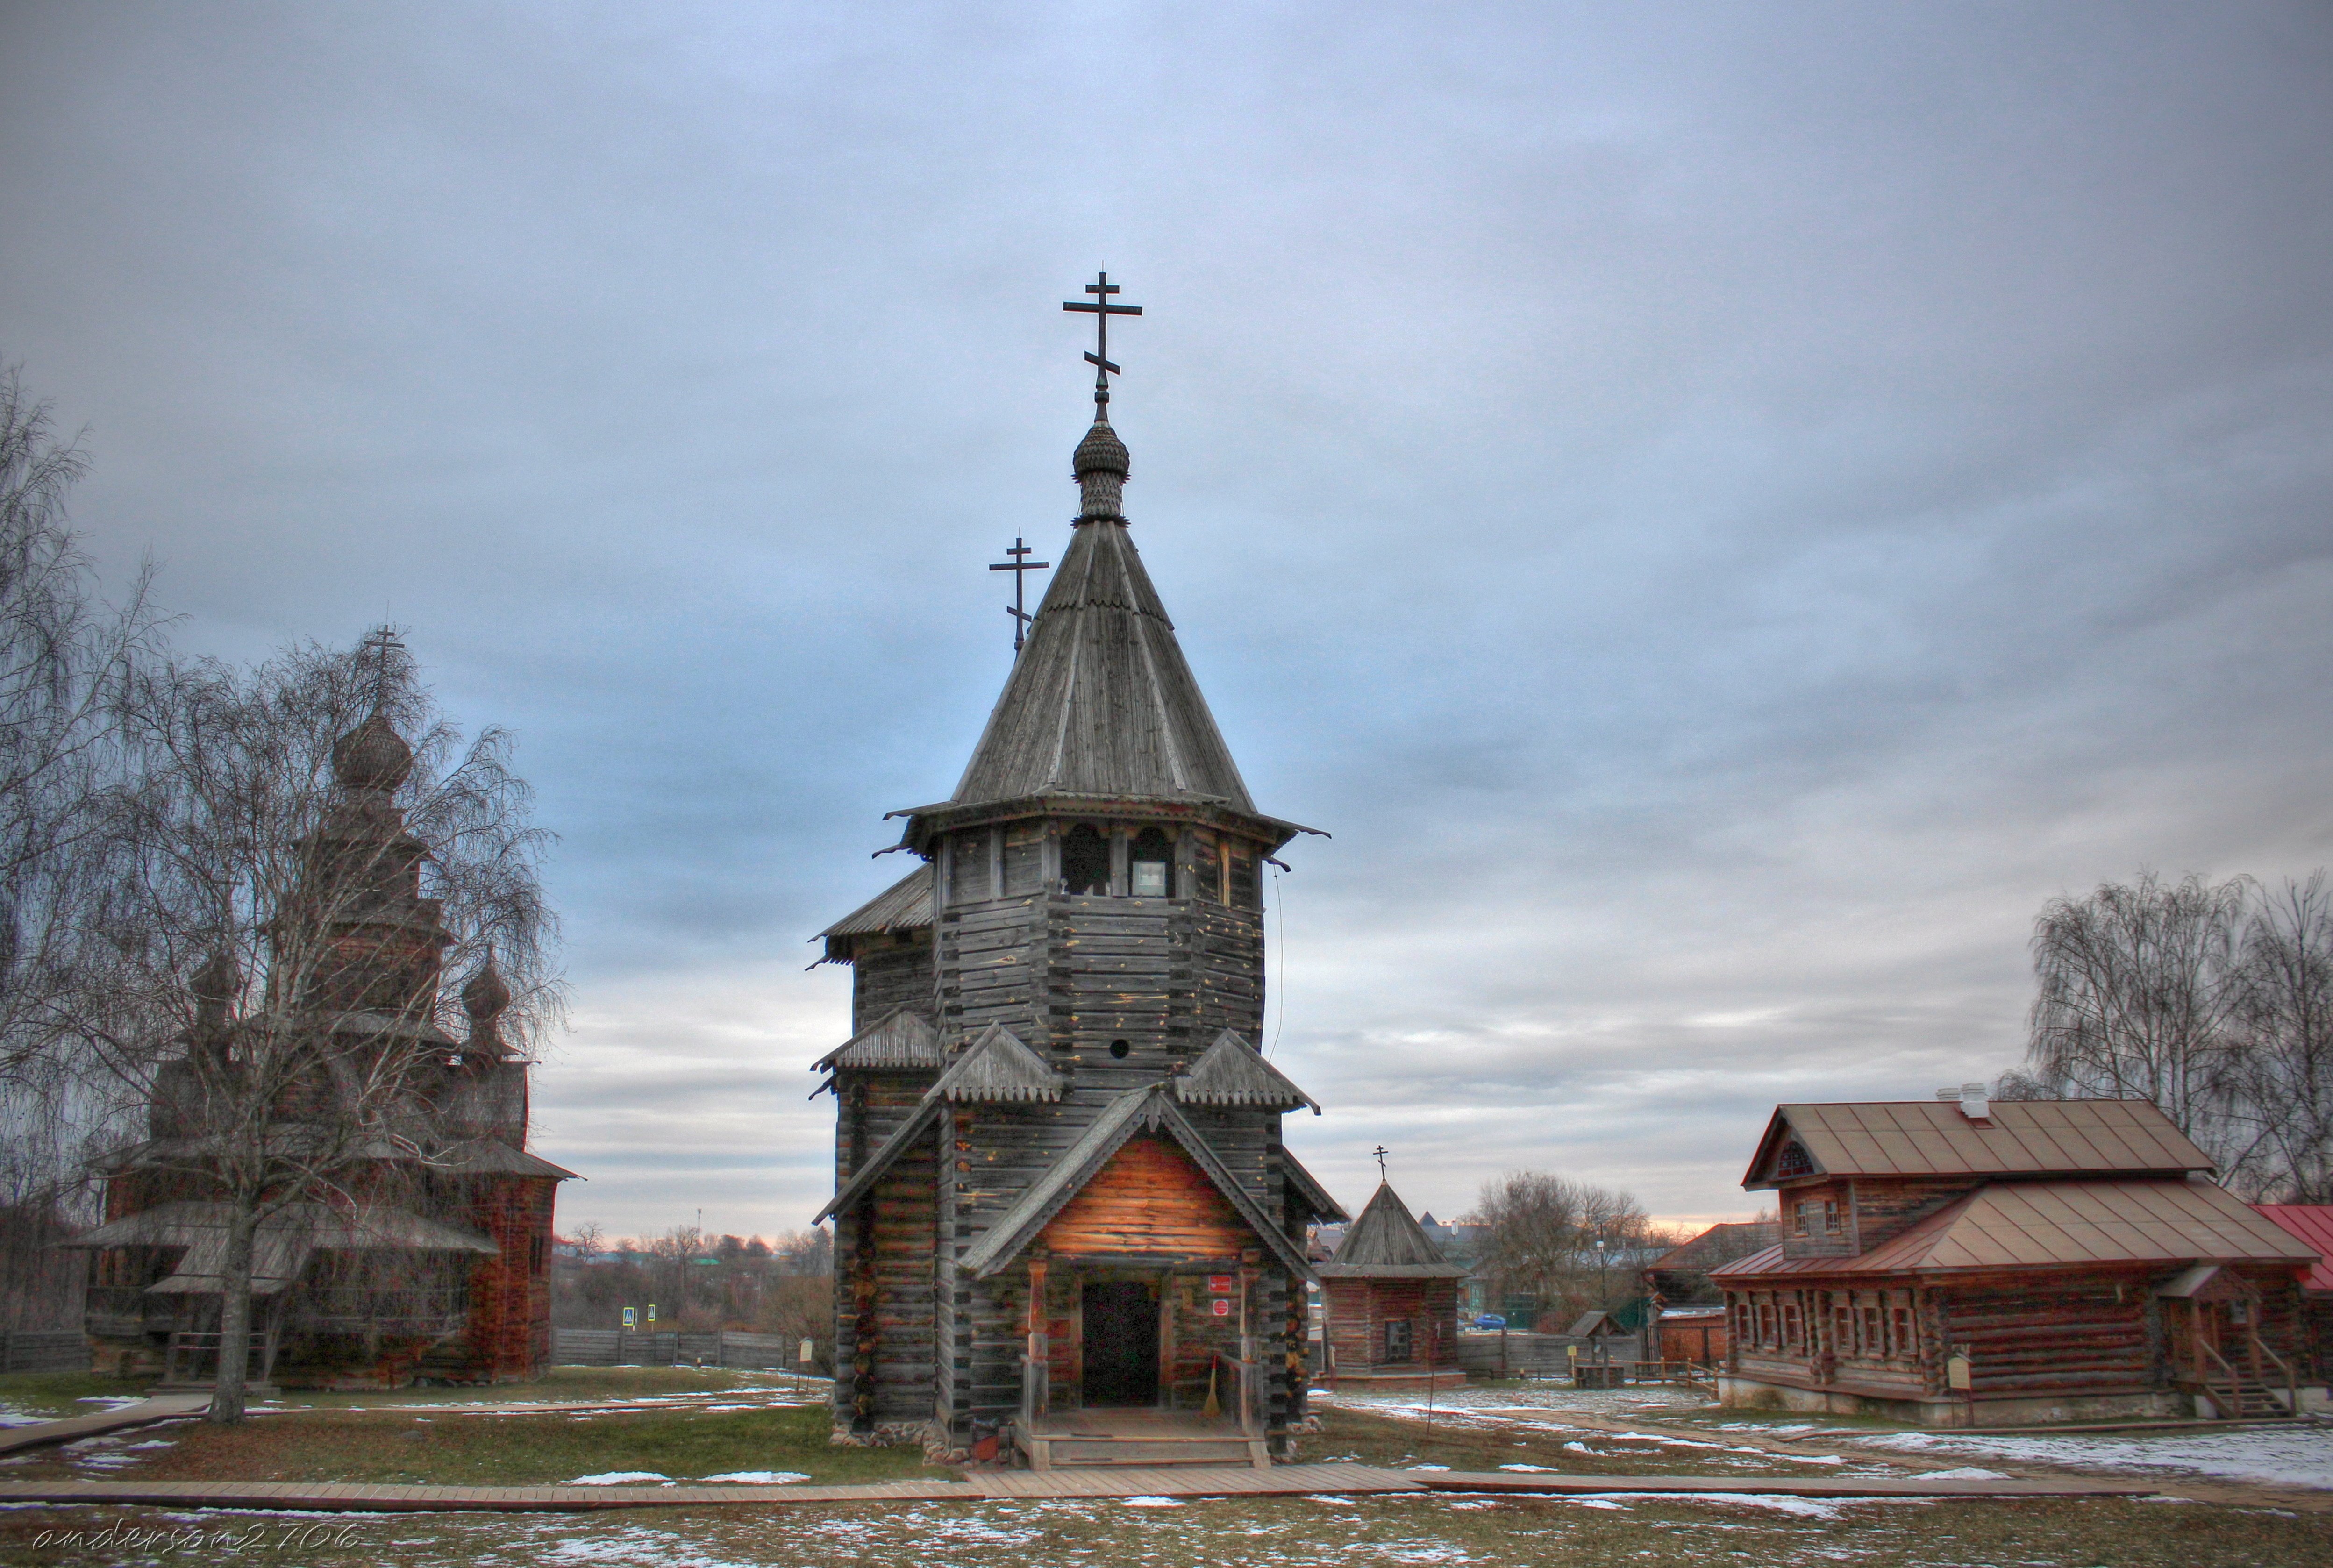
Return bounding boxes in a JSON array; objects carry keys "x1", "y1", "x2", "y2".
[{"x1": 4, "y1": 1, "x2": 2328, "y2": 1240}]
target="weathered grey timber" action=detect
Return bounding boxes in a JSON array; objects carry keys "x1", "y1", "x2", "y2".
[{"x1": 811, "y1": 337, "x2": 1344, "y2": 1464}]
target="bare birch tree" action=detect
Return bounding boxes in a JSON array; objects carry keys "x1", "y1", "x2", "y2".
[
  {"x1": 70, "y1": 634, "x2": 557, "y2": 1422},
  {"x1": 2025, "y1": 871, "x2": 2250, "y2": 1155},
  {"x1": 0, "y1": 365, "x2": 164, "y2": 1304},
  {"x1": 2225, "y1": 876, "x2": 2333, "y2": 1200}
]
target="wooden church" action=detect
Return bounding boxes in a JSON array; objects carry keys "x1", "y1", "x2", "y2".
[{"x1": 811, "y1": 279, "x2": 1346, "y2": 1467}]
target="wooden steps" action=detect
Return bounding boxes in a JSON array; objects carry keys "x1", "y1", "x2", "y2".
[{"x1": 1020, "y1": 1411, "x2": 1270, "y2": 1472}]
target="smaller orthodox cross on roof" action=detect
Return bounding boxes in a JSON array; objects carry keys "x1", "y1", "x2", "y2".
[
  {"x1": 987, "y1": 535, "x2": 1051, "y2": 654},
  {"x1": 1373, "y1": 1145, "x2": 1391, "y2": 1182},
  {"x1": 1062, "y1": 271, "x2": 1142, "y2": 419}
]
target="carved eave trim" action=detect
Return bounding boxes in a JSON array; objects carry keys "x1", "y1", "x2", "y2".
[
  {"x1": 812, "y1": 1006, "x2": 945, "y2": 1075},
  {"x1": 1173, "y1": 1029, "x2": 1320, "y2": 1114},
  {"x1": 940, "y1": 1023, "x2": 1065, "y2": 1104}
]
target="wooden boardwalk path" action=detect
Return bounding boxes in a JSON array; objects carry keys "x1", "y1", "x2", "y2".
[
  {"x1": 0, "y1": 1396, "x2": 210, "y2": 1457},
  {"x1": 0, "y1": 1461, "x2": 2151, "y2": 1512}
]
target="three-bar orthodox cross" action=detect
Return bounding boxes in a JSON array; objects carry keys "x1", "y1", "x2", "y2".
[
  {"x1": 1062, "y1": 270, "x2": 1142, "y2": 418},
  {"x1": 1373, "y1": 1146, "x2": 1391, "y2": 1182},
  {"x1": 988, "y1": 536, "x2": 1050, "y2": 653}
]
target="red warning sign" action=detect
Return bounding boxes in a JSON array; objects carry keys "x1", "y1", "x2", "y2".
[
  {"x1": 1207, "y1": 1275, "x2": 1234, "y2": 1294},
  {"x1": 1211, "y1": 1299, "x2": 1232, "y2": 1317}
]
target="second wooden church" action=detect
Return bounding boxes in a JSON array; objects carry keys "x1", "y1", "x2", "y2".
[{"x1": 812, "y1": 358, "x2": 1344, "y2": 1464}]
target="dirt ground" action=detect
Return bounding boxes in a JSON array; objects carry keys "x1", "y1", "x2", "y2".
[{"x1": 3, "y1": 1371, "x2": 2331, "y2": 1566}]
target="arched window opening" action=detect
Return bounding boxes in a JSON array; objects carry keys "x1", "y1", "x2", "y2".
[
  {"x1": 1129, "y1": 827, "x2": 1173, "y2": 898},
  {"x1": 1061, "y1": 824, "x2": 1110, "y2": 895}
]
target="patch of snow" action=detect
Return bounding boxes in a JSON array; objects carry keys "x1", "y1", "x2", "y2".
[
  {"x1": 1564, "y1": 1498, "x2": 1629, "y2": 1510},
  {"x1": 1864, "y1": 1425, "x2": 2333, "y2": 1491},
  {"x1": 1404, "y1": 1463, "x2": 1451, "y2": 1471},
  {"x1": 1120, "y1": 1495, "x2": 1184, "y2": 1507},
  {"x1": 1919, "y1": 1466, "x2": 2010, "y2": 1480},
  {"x1": 1309, "y1": 1495, "x2": 1357, "y2": 1505},
  {"x1": 1498, "y1": 1463, "x2": 1558, "y2": 1472},
  {"x1": 561, "y1": 1471, "x2": 671, "y2": 1485},
  {"x1": 1562, "y1": 1441, "x2": 1592, "y2": 1453},
  {"x1": 698, "y1": 1471, "x2": 809, "y2": 1484}
]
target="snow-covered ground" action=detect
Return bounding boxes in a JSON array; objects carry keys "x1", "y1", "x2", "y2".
[
  {"x1": 1314, "y1": 1382, "x2": 1717, "y2": 1419},
  {"x1": 1859, "y1": 1423, "x2": 2333, "y2": 1492}
]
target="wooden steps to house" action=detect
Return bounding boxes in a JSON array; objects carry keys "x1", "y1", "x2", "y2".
[
  {"x1": 1020, "y1": 1411, "x2": 1271, "y2": 1472},
  {"x1": 2201, "y1": 1379, "x2": 2291, "y2": 1420}
]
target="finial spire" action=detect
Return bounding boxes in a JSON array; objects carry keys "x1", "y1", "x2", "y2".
[
  {"x1": 1373, "y1": 1145, "x2": 1391, "y2": 1182},
  {"x1": 1062, "y1": 271, "x2": 1142, "y2": 421}
]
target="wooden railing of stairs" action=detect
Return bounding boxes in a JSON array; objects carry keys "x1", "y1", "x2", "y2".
[{"x1": 2195, "y1": 1332, "x2": 2297, "y2": 1420}]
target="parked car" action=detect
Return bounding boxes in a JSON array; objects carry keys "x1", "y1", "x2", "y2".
[{"x1": 1471, "y1": 1313, "x2": 1507, "y2": 1330}]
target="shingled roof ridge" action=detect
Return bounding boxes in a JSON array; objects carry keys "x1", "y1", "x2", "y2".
[{"x1": 1173, "y1": 1029, "x2": 1321, "y2": 1113}]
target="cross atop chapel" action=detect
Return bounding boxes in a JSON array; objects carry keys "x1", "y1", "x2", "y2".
[{"x1": 1062, "y1": 271, "x2": 1142, "y2": 419}]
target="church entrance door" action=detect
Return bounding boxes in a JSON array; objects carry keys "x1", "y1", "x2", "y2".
[{"x1": 1081, "y1": 1278, "x2": 1160, "y2": 1406}]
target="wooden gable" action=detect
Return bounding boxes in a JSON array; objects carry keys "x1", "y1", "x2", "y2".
[{"x1": 1036, "y1": 1133, "x2": 1254, "y2": 1263}]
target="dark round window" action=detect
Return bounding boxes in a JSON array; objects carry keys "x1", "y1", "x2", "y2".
[{"x1": 1108, "y1": 1039, "x2": 1131, "y2": 1059}]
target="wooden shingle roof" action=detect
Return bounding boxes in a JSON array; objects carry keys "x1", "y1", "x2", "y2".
[
  {"x1": 948, "y1": 518, "x2": 1253, "y2": 811},
  {"x1": 1744, "y1": 1099, "x2": 2212, "y2": 1190},
  {"x1": 1317, "y1": 1183, "x2": 1469, "y2": 1279},
  {"x1": 1712, "y1": 1178, "x2": 2318, "y2": 1279},
  {"x1": 818, "y1": 865, "x2": 933, "y2": 939}
]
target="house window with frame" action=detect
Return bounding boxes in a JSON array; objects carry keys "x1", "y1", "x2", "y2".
[
  {"x1": 1890, "y1": 1305, "x2": 1914, "y2": 1359},
  {"x1": 1384, "y1": 1319, "x2": 1413, "y2": 1362},
  {"x1": 1782, "y1": 1301, "x2": 1803, "y2": 1348}
]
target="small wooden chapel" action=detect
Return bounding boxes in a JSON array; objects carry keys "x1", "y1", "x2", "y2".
[{"x1": 810, "y1": 277, "x2": 1346, "y2": 1467}]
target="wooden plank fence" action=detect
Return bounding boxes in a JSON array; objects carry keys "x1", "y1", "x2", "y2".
[
  {"x1": 551, "y1": 1328, "x2": 809, "y2": 1371},
  {"x1": 0, "y1": 1330, "x2": 90, "y2": 1373},
  {"x1": 1452, "y1": 1331, "x2": 1589, "y2": 1378}
]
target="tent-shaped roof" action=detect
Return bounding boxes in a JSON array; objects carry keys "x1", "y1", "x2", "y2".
[
  {"x1": 1743, "y1": 1099, "x2": 2213, "y2": 1190},
  {"x1": 1713, "y1": 1179, "x2": 2319, "y2": 1280},
  {"x1": 946, "y1": 513, "x2": 1253, "y2": 812},
  {"x1": 1317, "y1": 1182, "x2": 1468, "y2": 1279}
]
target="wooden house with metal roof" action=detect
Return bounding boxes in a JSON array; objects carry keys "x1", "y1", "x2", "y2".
[
  {"x1": 1315, "y1": 1183, "x2": 1467, "y2": 1393},
  {"x1": 1711, "y1": 1087, "x2": 2318, "y2": 1426},
  {"x1": 809, "y1": 278, "x2": 1344, "y2": 1468}
]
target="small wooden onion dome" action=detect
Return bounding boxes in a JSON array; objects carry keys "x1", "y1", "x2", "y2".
[{"x1": 331, "y1": 709, "x2": 414, "y2": 792}]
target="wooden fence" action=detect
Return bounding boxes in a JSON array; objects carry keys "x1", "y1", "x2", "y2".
[
  {"x1": 1453, "y1": 1331, "x2": 1596, "y2": 1377},
  {"x1": 0, "y1": 1330, "x2": 91, "y2": 1373},
  {"x1": 550, "y1": 1328, "x2": 812, "y2": 1371}
]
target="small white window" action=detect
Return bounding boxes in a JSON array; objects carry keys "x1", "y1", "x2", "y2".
[{"x1": 1131, "y1": 861, "x2": 1167, "y2": 897}]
